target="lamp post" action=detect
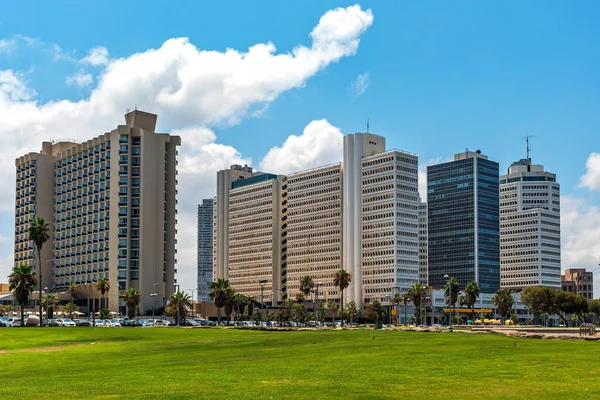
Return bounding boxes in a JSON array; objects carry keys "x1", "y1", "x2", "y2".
[
  {"x1": 189, "y1": 288, "x2": 198, "y2": 319},
  {"x1": 173, "y1": 284, "x2": 180, "y2": 327},
  {"x1": 315, "y1": 282, "x2": 322, "y2": 326},
  {"x1": 150, "y1": 293, "x2": 157, "y2": 324},
  {"x1": 444, "y1": 275, "x2": 453, "y2": 332},
  {"x1": 421, "y1": 286, "x2": 428, "y2": 327},
  {"x1": 259, "y1": 280, "x2": 267, "y2": 320},
  {"x1": 43, "y1": 287, "x2": 48, "y2": 327}
]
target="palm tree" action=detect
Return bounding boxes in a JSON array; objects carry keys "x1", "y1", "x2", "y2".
[
  {"x1": 64, "y1": 302, "x2": 77, "y2": 319},
  {"x1": 464, "y1": 281, "x2": 481, "y2": 323},
  {"x1": 493, "y1": 289, "x2": 515, "y2": 324},
  {"x1": 299, "y1": 275, "x2": 314, "y2": 310},
  {"x1": 443, "y1": 277, "x2": 460, "y2": 324},
  {"x1": 68, "y1": 282, "x2": 78, "y2": 304},
  {"x1": 167, "y1": 292, "x2": 192, "y2": 324},
  {"x1": 96, "y1": 278, "x2": 111, "y2": 311},
  {"x1": 209, "y1": 278, "x2": 231, "y2": 324},
  {"x1": 392, "y1": 294, "x2": 401, "y2": 325},
  {"x1": 124, "y1": 288, "x2": 142, "y2": 319},
  {"x1": 333, "y1": 269, "x2": 351, "y2": 327},
  {"x1": 295, "y1": 292, "x2": 306, "y2": 304},
  {"x1": 8, "y1": 264, "x2": 37, "y2": 326},
  {"x1": 223, "y1": 287, "x2": 236, "y2": 325},
  {"x1": 42, "y1": 294, "x2": 58, "y2": 319},
  {"x1": 408, "y1": 283, "x2": 427, "y2": 325},
  {"x1": 28, "y1": 216, "x2": 50, "y2": 325}
]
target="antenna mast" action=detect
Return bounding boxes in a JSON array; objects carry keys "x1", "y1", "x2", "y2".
[
  {"x1": 366, "y1": 118, "x2": 370, "y2": 133},
  {"x1": 524, "y1": 135, "x2": 536, "y2": 160}
]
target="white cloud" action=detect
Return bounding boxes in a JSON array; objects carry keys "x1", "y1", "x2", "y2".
[
  {"x1": 260, "y1": 119, "x2": 343, "y2": 174},
  {"x1": 0, "y1": 5, "x2": 373, "y2": 291},
  {"x1": 66, "y1": 71, "x2": 93, "y2": 87},
  {"x1": 80, "y1": 46, "x2": 109, "y2": 66},
  {"x1": 579, "y1": 153, "x2": 600, "y2": 190},
  {"x1": 350, "y1": 72, "x2": 369, "y2": 97},
  {"x1": 561, "y1": 195, "x2": 600, "y2": 297}
]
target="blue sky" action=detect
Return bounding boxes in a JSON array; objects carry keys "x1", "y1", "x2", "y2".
[{"x1": 1, "y1": 1, "x2": 600, "y2": 295}]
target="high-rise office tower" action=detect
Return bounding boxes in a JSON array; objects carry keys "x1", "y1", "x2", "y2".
[
  {"x1": 418, "y1": 200, "x2": 428, "y2": 286},
  {"x1": 499, "y1": 158, "x2": 561, "y2": 290},
  {"x1": 14, "y1": 110, "x2": 180, "y2": 313},
  {"x1": 427, "y1": 150, "x2": 500, "y2": 292},
  {"x1": 197, "y1": 199, "x2": 214, "y2": 302},
  {"x1": 213, "y1": 132, "x2": 420, "y2": 310}
]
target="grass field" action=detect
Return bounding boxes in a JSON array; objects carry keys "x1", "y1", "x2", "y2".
[{"x1": 0, "y1": 328, "x2": 598, "y2": 399}]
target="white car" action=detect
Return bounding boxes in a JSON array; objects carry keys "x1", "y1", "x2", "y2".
[
  {"x1": 55, "y1": 318, "x2": 76, "y2": 327},
  {"x1": 107, "y1": 319, "x2": 121, "y2": 327},
  {"x1": 5, "y1": 317, "x2": 22, "y2": 327}
]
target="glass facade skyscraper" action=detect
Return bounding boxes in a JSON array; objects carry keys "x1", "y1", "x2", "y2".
[
  {"x1": 427, "y1": 151, "x2": 500, "y2": 292},
  {"x1": 197, "y1": 199, "x2": 214, "y2": 302}
]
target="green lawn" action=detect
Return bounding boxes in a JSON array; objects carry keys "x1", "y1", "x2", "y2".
[{"x1": 0, "y1": 328, "x2": 598, "y2": 399}]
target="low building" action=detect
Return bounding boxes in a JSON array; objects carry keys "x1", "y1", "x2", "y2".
[{"x1": 561, "y1": 268, "x2": 594, "y2": 300}]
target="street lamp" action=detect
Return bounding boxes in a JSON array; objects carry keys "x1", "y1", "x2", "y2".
[
  {"x1": 315, "y1": 282, "x2": 322, "y2": 325},
  {"x1": 173, "y1": 284, "x2": 180, "y2": 327},
  {"x1": 444, "y1": 275, "x2": 453, "y2": 332},
  {"x1": 189, "y1": 288, "x2": 198, "y2": 319},
  {"x1": 259, "y1": 280, "x2": 267, "y2": 320},
  {"x1": 43, "y1": 287, "x2": 48, "y2": 327},
  {"x1": 150, "y1": 293, "x2": 157, "y2": 324}
]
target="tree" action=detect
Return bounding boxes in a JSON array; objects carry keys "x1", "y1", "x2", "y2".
[
  {"x1": 295, "y1": 292, "x2": 306, "y2": 304},
  {"x1": 209, "y1": 278, "x2": 231, "y2": 324},
  {"x1": 552, "y1": 291, "x2": 589, "y2": 326},
  {"x1": 8, "y1": 264, "x2": 37, "y2": 326},
  {"x1": 96, "y1": 278, "x2": 111, "y2": 310},
  {"x1": 223, "y1": 287, "x2": 236, "y2": 325},
  {"x1": 408, "y1": 283, "x2": 427, "y2": 325},
  {"x1": 124, "y1": 288, "x2": 142, "y2": 319},
  {"x1": 0, "y1": 304, "x2": 13, "y2": 317},
  {"x1": 589, "y1": 299, "x2": 600, "y2": 324},
  {"x1": 327, "y1": 299, "x2": 339, "y2": 324},
  {"x1": 68, "y1": 282, "x2": 78, "y2": 304},
  {"x1": 464, "y1": 281, "x2": 481, "y2": 323},
  {"x1": 299, "y1": 275, "x2": 314, "y2": 309},
  {"x1": 492, "y1": 289, "x2": 514, "y2": 324},
  {"x1": 333, "y1": 269, "x2": 351, "y2": 327},
  {"x1": 293, "y1": 303, "x2": 306, "y2": 325},
  {"x1": 521, "y1": 286, "x2": 554, "y2": 324},
  {"x1": 166, "y1": 292, "x2": 192, "y2": 324},
  {"x1": 365, "y1": 300, "x2": 386, "y2": 326},
  {"x1": 42, "y1": 294, "x2": 58, "y2": 319},
  {"x1": 443, "y1": 277, "x2": 460, "y2": 325},
  {"x1": 28, "y1": 216, "x2": 50, "y2": 326},
  {"x1": 64, "y1": 302, "x2": 77, "y2": 319},
  {"x1": 316, "y1": 300, "x2": 326, "y2": 324},
  {"x1": 346, "y1": 301, "x2": 358, "y2": 323}
]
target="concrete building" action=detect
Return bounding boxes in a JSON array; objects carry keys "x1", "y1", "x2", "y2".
[
  {"x1": 197, "y1": 199, "x2": 214, "y2": 302},
  {"x1": 561, "y1": 268, "x2": 594, "y2": 300},
  {"x1": 418, "y1": 200, "x2": 428, "y2": 286},
  {"x1": 500, "y1": 158, "x2": 561, "y2": 290},
  {"x1": 14, "y1": 110, "x2": 180, "y2": 314},
  {"x1": 427, "y1": 150, "x2": 500, "y2": 292},
  {"x1": 286, "y1": 163, "x2": 342, "y2": 302},
  {"x1": 212, "y1": 132, "x2": 419, "y2": 310}
]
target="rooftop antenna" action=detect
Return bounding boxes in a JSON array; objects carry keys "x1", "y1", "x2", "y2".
[
  {"x1": 135, "y1": 104, "x2": 138, "y2": 111},
  {"x1": 366, "y1": 118, "x2": 370, "y2": 133},
  {"x1": 522, "y1": 135, "x2": 536, "y2": 160}
]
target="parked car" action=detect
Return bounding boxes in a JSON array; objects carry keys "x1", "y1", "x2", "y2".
[
  {"x1": 107, "y1": 319, "x2": 121, "y2": 327},
  {"x1": 4, "y1": 317, "x2": 21, "y2": 327},
  {"x1": 0, "y1": 317, "x2": 9, "y2": 327},
  {"x1": 153, "y1": 320, "x2": 168, "y2": 326},
  {"x1": 138, "y1": 320, "x2": 153, "y2": 327},
  {"x1": 55, "y1": 318, "x2": 76, "y2": 327},
  {"x1": 74, "y1": 319, "x2": 91, "y2": 327}
]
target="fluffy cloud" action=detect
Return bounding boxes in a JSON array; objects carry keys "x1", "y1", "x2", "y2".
[
  {"x1": 80, "y1": 46, "x2": 109, "y2": 66},
  {"x1": 579, "y1": 153, "x2": 600, "y2": 190},
  {"x1": 561, "y1": 195, "x2": 600, "y2": 296},
  {"x1": 260, "y1": 119, "x2": 343, "y2": 174},
  {"x1": 350, "y1": 72, "x2": 369, "y2": 97},
  {"x1": 66, "y1": 71, "x2": 93, "y2": 87},
  {"x1": 0, "y1": 5, "x2": 373, "y2": 291}
]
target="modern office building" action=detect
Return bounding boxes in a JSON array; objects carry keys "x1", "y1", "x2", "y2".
[
  {"x1": 213, "y1": 133, "x2": 420, "y2": 310},
  {"x1": 197, "y1": 199, "x2": 214, "y2": 302},
  {"x1": 561, "y1": 268, "x2": 594, "y2": 300},
  {"x1": 427, "y1": 150, "x2": 500, "y2": 292},
  {"x1": 499, "y1": 158, "x2": 561, "y2": 290},
  {"x1": 418, "y1": 200, "x2": 428, "y2": 286},
  {"x1": 14, "y1": 110, "x2": 180, "y2": 313}
]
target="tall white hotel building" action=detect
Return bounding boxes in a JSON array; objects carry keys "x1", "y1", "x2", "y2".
[
  {"x1": 499, "y1": 158, "x2": 561, "y2": 290},
  {"x1": 213, "y1": 133, "x2": 419, "y2": 309}
]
